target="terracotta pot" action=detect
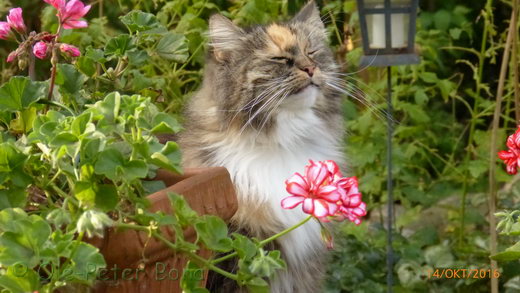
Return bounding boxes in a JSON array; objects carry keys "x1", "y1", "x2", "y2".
[{"x1": 91, "y1": 167, "x2": 238, "y2": 293}]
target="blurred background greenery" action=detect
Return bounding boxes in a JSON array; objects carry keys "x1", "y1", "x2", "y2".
[{"x1": 1, "y1": 0, "x2": 520, "y2": 292}]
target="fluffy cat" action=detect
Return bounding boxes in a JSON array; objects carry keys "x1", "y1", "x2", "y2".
[{"x1": 179, "y1": 1, "x2": 345, "y2": 292}]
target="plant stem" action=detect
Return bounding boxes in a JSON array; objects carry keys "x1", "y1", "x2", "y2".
[
  {"x1": 488, "y1": 9, "x2": 516, "y2": 293},
  {"x1": 116, "y1": 223, "x2": 239, "y2": 280},
  {"x1": 28, "y1": 51, "x2": 36, "y2": 81},
  {"x1": 459, "y1": 0, "x2": 494, "y2": 248},
  {"x1": 259, "y1": 215, "x2": 312, "y2": 246},
  {"x1": 512, "y1": 0, "x2": 520, "y2": 123}
]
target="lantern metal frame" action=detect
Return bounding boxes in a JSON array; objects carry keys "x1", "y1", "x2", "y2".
[{"x1": 356, "y1": 0, "x2": 420, "y2": 67}]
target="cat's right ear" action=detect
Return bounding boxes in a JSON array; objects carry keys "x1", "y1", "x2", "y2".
[{"x1": 208, "y1": 14, "x2": 244, "y2": 62}]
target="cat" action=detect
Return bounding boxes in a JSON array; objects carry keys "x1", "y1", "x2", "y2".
[{"x1": 179, "y1": 1, "x2": 345, "y2": 292}]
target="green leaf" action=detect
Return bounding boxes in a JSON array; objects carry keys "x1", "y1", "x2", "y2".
[
  {"x1": 74, "y1": 181, "x2": 97, "y2": 205},
  {"x1": 0, "y1": 76, "x2": 47, "y2": 111},
  {"x1": 94, "y1": 149, "x2": 124, "y2": 180},
  {"x1": 438, "y1": 79, "x2": 455, "y2": 102},
  {"x1": 433, "y1": 10, "x2": 451, "y2": 31},
  {"x1": 120, "y1": 10, "x2": 162, "y2": 33},
  {"x1": 232, "y1": 233, "x2": 257, "y2": 260},
  {"x1": 85, "y1": 47, "x2": 106, "y2": 63},
  {"x1": 155, "y1": 33, "x2": 189, "y2": 62},
  {"x1": 0, "y1": 265, "x2": 40, "y2": 292},
  {"x1": 246, "y1": 277, "x2": 270, "y2": 293},
  {"x1": 105, "y1": 34, "x2": 136, "y2": 57},
  {"x1": 88, "y1": 92, "x2": 121, "y2": 123},
  {"x1": 194, "y1": 215, "x2": 232, "y2": 252},
  {"x1": 419, "y1": 72, "x2": 438, "y2": 84},
  {"x1": 55, "y1": 64, "x2": 87, "y2": 95},
  {"x1": 95, "y1": 184, "x2": 119, "y2": 211},
  {"x1": 168, "y1": 193, "x2": 198, "y2": 228},
  {"x1": 123, "y1": 159, "x2": 148, "y2": 181},
  {"x1": 414, "y1": 89, "x2": 428, "y2": 105},
  {"x1": 180, "y1": 261, "x2": 208, "y2": 293},
  {"x1": 9, "y1": 107, "x2": 37, "y2": 133},
  {"x1": 94, "y1": 149, "x2": 148, "y2": 181},
  {"x1": 67, "y1": 242, "x2": 106, "y2": 283},
  {"x1": 149, "y1": 141, "x2": 182, "y2": 174},
  {"x1": 151, "y1": 112, "x2": 183, "y2": 134},
  {"x1": 76, "y1": 56, "x2": 97, "y2": 77},
  {"x1": 71, "y1": 112, "x2": 92, "y2": 136},
  {"x1": 490, "y1": 250, "x2": 520, "y2": 262},
  {"x1": 0, "y1": 213, "x2": 51, "y2": 267},
  {"x1": 449, "y1": 28, "x2": 462, "y2": 39},
  {"x1": 49, "y1": 132, "x2": 79, "y2": 147},
  {"x1": 0, "y1": 188, "x2": 27, "y2": 210},
  {"x1": 248, "y1": 250, "x2": 286, "y2": 278},
  {"x1": 400, "y1": 103, "x2": 430, "y2": 123}
]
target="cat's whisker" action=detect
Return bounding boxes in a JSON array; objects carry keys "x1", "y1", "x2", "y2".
[
  {"x1": 325, "y1": 81, "x2": 391, "y2": 122},
  {"x1": 240, "y1": 86, "x2": 288, "y2": 135}
]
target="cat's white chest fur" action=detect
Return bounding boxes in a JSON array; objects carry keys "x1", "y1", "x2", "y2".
[{"x1": 208, "y1": 87, "x2": 344, "y2": 266}]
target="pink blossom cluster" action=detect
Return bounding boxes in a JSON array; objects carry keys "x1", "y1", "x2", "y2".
[
  {"x1": 281, "y1": 160, "x2": 367, "y2": 225},
  {"x1": 0, "y1": 8, "x2": 25, "y2": 40},
  {"x1": 498, "y1": 126, "x2": 520, "y2": 175},
  {"x1": 1, "y1": 0, "x2": 89, "y2": 63}
]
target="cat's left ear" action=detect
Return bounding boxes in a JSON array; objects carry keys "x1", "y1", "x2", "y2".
[
  {"x1": 209, "y1": 14, "x2": 245, "y2": 62},
  {"x1": 293, "y1": 1, "x2": 324, "y2": 29}
]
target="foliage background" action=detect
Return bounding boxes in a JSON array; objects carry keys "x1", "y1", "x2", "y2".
[{"x1": 1, "y1": 0, "x2": 520, "y2": 292}]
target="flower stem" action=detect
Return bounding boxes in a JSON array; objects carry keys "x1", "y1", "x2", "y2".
[
  {"x1": 259, "y1": 215, "x2": 312, "y2": 246},
  {"x1": 212, "y1": 215, "x2": 313, "y2": 264}
]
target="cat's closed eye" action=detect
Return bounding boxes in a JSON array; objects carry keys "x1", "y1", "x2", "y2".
[
  {"x1": 307, "y1": 49, "x2": 319, "y2": 56},
  {"x1": 270, "y1": 56, "x2": 294, "y2": 65}
]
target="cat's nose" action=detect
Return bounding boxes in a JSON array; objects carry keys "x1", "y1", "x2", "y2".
[{"x1": 301, "y1": 66, "x2": 315, "y2": 77}]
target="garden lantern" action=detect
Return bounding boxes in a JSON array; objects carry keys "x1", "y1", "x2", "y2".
[
  {"x1": 357, "y1": 0, "x2": 419, "y2": 67},
  {"x1": 356, "y1": 1, "x2": 420, "y2": 292}
]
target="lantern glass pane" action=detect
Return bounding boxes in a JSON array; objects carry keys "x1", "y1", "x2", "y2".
[
  {"x1": 390, "y1": 13, "x2": 409, "y2": 48},
  {"x1": 367, "y1": 13, "x2": 386, "y2": 49},
  {"x1": 367, "y1": 13, "x2": 409, "y2": 49},
  {"x1": 391, "y1": 0, "x2": 412, "y2": 7}
]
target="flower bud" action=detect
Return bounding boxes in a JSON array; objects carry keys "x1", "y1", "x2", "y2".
[
  {"x1": 18, "y1": 56, "x2": 28, "y2": 70},
  {"x1": 46, "y1": 209, "x2": 71, "y2": 227},
  {"x1": 320, "y1": 227, "x2": 334, "y2": 250},
  {"x1": 59, "y1": 43, "x2": 81, "y2": 57},
  {"x1": 33, "y1": 41, "x2": 48, "y2": 59},
  {"x1": 6, "y1": 51, "x2": 18, "y2": 63},
  {"x1": 77, "y1": 210, "x2": 113, "y2": 238}
]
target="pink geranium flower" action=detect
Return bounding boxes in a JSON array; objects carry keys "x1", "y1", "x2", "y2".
[
  {"x1": 45, "y1": 0, "x2": 91, "y2": 29},
  {"x1": 498, "y1": 126, "x2": 520, "y2": 175},
  {"x1": 6, "y1": 8, "x2": 26, "y2": 34},
  {"x1": 281, "y1": 160, "x2": 367, "y2": 225},
  {"x1": 60, "y1": 43, "x2": 80, "y2": 57},
  {"x1": 0, "y1": 21, "x2": 11, "y2": 40},
  {"x1": 282, "y1": 160, "x2": 341, "y2": 218},
  {"x1": 33, "y1": 41, "x2": 49, "y2": 59}
]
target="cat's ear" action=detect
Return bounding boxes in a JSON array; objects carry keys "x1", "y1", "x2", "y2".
[
  {"x1": 293, "y1": 1, "x2": 324, "y2": 29},
  {"x1": 209, "y1": 14, "x2": 244, "y2": 62}
]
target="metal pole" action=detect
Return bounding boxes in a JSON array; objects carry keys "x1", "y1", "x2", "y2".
[{"x1": 386, "y1": 66, "x2": 394, "y2": 293}]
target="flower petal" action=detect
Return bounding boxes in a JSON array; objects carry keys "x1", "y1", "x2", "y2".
[
  {"x1": 313, "y1": 199, "x2": 330, "y2": 218},
  {"x1": 302, "y1": 198, "x2": 315, "y2": 215},
  {"x1": 281, "y1": 196, "x2": 305, "y2": 209}
]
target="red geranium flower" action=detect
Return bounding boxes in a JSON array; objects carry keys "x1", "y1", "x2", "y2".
[{"x1": 498, "y1": 126, "x2": 520, "y2": 175}]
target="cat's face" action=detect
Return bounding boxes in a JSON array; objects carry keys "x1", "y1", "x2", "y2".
[{"x1": 207, "y1": 1, "x2": 341, "y2": 132}]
